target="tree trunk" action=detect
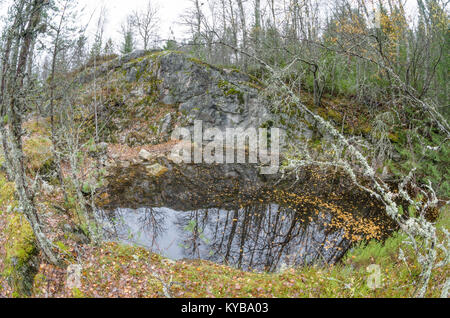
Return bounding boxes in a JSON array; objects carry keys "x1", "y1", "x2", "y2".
[
  {"x1": 1, "y1": 0, "x2": 59, "y2": 265},
  {"x1": 236, "y1": 0, "x2": 248, "y2": 69}
]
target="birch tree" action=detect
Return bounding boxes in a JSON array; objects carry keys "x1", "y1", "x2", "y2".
[{"x1": 131, "y1": 0, "x2": 160, "y2": 50}]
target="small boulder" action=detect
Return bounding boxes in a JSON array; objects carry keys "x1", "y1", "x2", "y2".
[
  {"x1": 126, "y1": 67, "x2": 138, "y2": 82},
  {"x1": 145, "y1": 163, "x2": 168, "y2": 177},
  {"x1": 381, "y1": 166, "x2": 392, "y2": 180},
  {"x1": 158, "y1": 112, "x2": 175, "y2": 135},
  {"x1": 139, "y1": 149, "x2": 154, "y2": 161},
  {"x1": 63, "y1": 224, "x2": 73, "y2": 233}
]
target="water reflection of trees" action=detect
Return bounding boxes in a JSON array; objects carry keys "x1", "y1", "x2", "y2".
[
  {"x1": 99, "y1": 207, "x2": 166, "y2": 250},
  {"x1": 100, "y1": 202, "x2": 351, "y2": 272},
  {"x1": 173, "y1": 203, "x2": 351, "y2": 272}
]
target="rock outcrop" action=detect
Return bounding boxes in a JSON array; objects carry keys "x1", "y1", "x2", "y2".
[
  {"x1": 123, "y1": 51, "x2": 272, "y2": 131},
  {"x1": 79, "y1": 51, "x2": 275, "y2": 147}
]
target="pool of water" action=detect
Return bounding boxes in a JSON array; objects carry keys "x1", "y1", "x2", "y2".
[
  {"x1": 97, "y1": 162, "x2": 391, "y2": 272},
  {"x1": 97, "y1": 203, "x2": 351, "y2": 272}
]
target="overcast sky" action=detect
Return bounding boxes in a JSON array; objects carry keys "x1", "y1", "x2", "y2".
[
  {"x1": 76, "y1": 0, "x2": 421, "y2": 46},
  {"x1": 78, "y1": 0, "x2": 191, "y2": 44},
  {"x1": 0, "y1": 0, "x2": 423, "y2": 51},
  {"x1": 0, "y1": 0, "x2": 191, "y2": 45}
]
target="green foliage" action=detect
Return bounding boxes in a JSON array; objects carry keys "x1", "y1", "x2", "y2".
[
  {"x1": 345, "y1": 232, "x2": 408, "y2": 268},
  {"x1": 163, "y1": 40, "x2": 178, "y2": 51},
  {"x1": 55, "y1": 241, "x2": 70, "y2": 254},
  {"x1": 81, "y1": 182, "x2": 92, "y2": 194},
  {"x1": 121, "y1": 29, "x2": 135, "y2": 55},
  {"x1": 388, "y1": 127, "x2": 450, "y2": 198}
]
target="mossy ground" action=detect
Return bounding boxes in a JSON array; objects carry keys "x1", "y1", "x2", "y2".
[
  {"x1": 30, "y1": 208, "x2": 448, "y2": 298},
  {"x1": 0, "y1": 174, "x2": 38, "y2": 297},
  {"x1": 22, "y1": 117, "x2": 54, "y2": 174},
  {"x1": 0, "y1": 135, "x2": 448, "y2": 299},
  {"x1": 23, "y1": 136, "x2": 54, "y2": 173}
]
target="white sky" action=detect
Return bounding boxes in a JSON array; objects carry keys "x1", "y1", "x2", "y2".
[
  {"x1": 0, "y1": 0, "x2": 424, "y2": 50},
  {"x1": 78, "y1": 0, "x2": 191, "y2": 44},
  {"x1": 77, "y1": 0, "x2": 420, "y2": 47}
]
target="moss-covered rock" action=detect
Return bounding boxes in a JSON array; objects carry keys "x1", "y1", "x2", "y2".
[
  {"x1": 76, "y1": 51, "x2": 273, "y2": 146},
  {"x1": 0, "y1": 175, "x2": 38, "y2": 297},
  {"x1": 23, "y1": 118, "x2": 51, "y2": 137},
  {"x1": 145, "y1": 163, "x2": 168, "y2": 177},
  {"x1": 218, "y1": 80, "x2": 245, "y2": 105},
  {"x1": 23, "y1": 136, "x2": 54, "y2": 173},
  {"x1": 3, "y1": 213, "x2": 38, "y2": 297}
]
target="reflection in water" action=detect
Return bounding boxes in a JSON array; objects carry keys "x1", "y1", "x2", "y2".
[
  {"x1": 98, "y1": 163, "x2": 393, "y2": 272},
  {"x1": 97, "y1": 202, "x2": 351, "y2": 272}
]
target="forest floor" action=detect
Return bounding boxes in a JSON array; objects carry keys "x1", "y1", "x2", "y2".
[
  {"x1": 1, "y1": 212, "x2": 448, "y2": 298},
  {"x1": 32, "y1": 211, "x2": 449, "y2": 299},
  {"x1": 0, "y1": 113, "x2": 448, "y2": 298},
  {"x1": 0, "y1": 150, "x2": 448, "y2": 297}
]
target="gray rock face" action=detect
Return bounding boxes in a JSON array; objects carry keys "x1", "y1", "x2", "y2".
[
  {"x1": 119, "y1": 51, "x2": 273, "y2": 132},
  {"x1": 78, "y1": 51, "x2": 283, "y2": 147},
  {"x1": 167, "y1": 54, "x2": 271, "y2": 130},
  {"x1": 158, "y1": 112, "x2": 175, "y2": 136}
]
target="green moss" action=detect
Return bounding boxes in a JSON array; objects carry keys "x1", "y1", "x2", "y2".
[
  {"x1": 327, "y1": 109, "x2": 343, "y2": 122},
  {"x1": 75, "y1": 235, "x2": 445, "y2": 298},
  {"x1": 32, "y1": 272, "x2": 47, "y2": 293},
  {"x1": 55, "y1": 241, "x2": 71, "y2": 256},
  {"x1": 23, "y1": 136, "x2": 54, "y2": 173},
  {"x1": 359, "y1": 124, "x2": 373, "y2": 135},
  {"x1": 218, "y1": 80, "x2": 245, "y2": 105},
  {"x1": 188, "y1": 57, "x2": 213, "y2": 69},
  {"x1": 0, "y1": 175, "x2": 16, "y2": 210},
  {"x1": 388, "y1": 132, "x2": 400, "y2": 143},
  {"x1": 3, "y1": 213, "x2": 38, "y2": 297},
  {"x1": 0, "y1": 174, "x2": 37, "y2": 297},
  {"x1": 260, "y1": 120, "x2": 274, "y2": 130},
  {"x1": 217, "y1": 79, "x2": 228, "y2": 89},
  {"x1": 309, "y1": 138, "x2": 324, "y2": 152},
  {"x1": 242, "y1": 81, "x2": 263, "y2": 90},
  {"x1": 23, "y1": 118, "x2": 51, "y2": 137},
  {"x1": 72, "y1": 287, "x2": 86, "y2": 298},
  {"x1": 317, "y1": 107, "x2": 344, "y2": 124}
]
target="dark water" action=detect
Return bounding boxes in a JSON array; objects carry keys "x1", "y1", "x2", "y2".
[
  {"x1": 98, "y1": 162, "x2": 391, "y2": 272},
  {"x1": 97, "y1": 204, "x2": 348, "y2": 272}
]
